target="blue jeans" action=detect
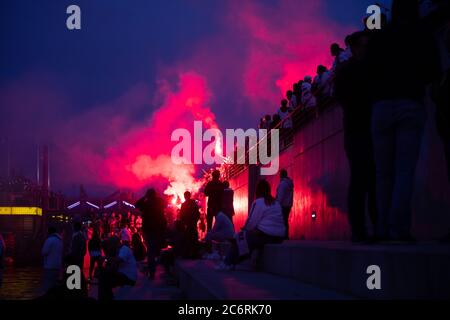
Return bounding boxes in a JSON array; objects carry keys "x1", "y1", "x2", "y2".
[
  {"x1": 224, "y1": 230, "x2": 283, "y2": 266},
  {"x1": 372, "y1": 99, "x2": 426, "y2": 238}
]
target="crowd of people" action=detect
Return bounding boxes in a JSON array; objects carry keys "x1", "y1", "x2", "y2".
[
  {"x1": 33, "y1": 165, "x2": 297, "y2": 299},
  {"x1": 257, "y1": 0, "x2": 450, "y2": 243},
  {"x1": 3, "y1": 0, "x2": 447, "y2": 301}
]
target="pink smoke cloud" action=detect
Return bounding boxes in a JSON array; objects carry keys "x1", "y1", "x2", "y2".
[
  {"x1": 49, "y1": 72, "x2": 217, "y2": 199},
  {"x1": 1, "y1": 0, "x2": 355, "y2": 196},
  {"x1": 182, "y1": 0, "x2": 352, "y2": 117}
]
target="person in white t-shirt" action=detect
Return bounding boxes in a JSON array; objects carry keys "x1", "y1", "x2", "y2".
[
  {"x1": 277, "y1": 99, "x2": 293, "y2": 129},
  {"x1": 98, "y1": 230, "x2": 137, "y2": 300},
  {"x1": 218, "y1": 180, "x2": 285, "y2": 270},
  {"x1": 301, "y1": 76, "x2": 317, "y2": 109},
  {"x1": 286, "y1": 90, "x2": 298, "y2": 109},
  {"x1": 313, "y1": 65, "x2": 333, "y2": 104}
]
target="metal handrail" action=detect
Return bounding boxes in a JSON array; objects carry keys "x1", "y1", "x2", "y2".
[{"x1": 224, "y1": 97, "x2": 337, "y2": 180}]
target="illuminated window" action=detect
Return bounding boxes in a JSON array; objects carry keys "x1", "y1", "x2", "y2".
[{"x1": 0, "y1": 207, "x2": 43, "y2": 216}]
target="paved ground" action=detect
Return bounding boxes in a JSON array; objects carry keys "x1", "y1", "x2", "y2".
[
  {"x1": 0, "y1": 267, "x2": 41, "y2": 300},
  {"x1": 177, "y1": 260, "x2": 353, "y2": 300},
  {"x1": 88, "y1": 264, "x2": 183, "y2": 300}
]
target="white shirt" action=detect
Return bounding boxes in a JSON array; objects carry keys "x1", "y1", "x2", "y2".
[
  {"x1": 277, "y1": 108, "x2": 293, "y2": 129},
  {"x1": 245, "y1": 198, "x2": 286, "y2": 238},
  {"x1": 301, "y1": 82, "x2": 317, "y2": 108},
  {"x1": 118, "y1": 245, "x2": 137, "y2": 282},
  {"x1": 42, "y1": 234, "x2": 63, "y2": 270},
  {"x1": 206, "y1": 212, "x2": 235, "y2": 241},
  {"x1": 313, "y1": 71, "x2": 332, "y2": 98}
]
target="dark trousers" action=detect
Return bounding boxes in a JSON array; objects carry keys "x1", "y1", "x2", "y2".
[
  {"x1": 144, "y1": 235, "x2": 163, "y2": 276},
  {"x1": 89, "y1": 255, "x2": 102, "y2": 279},
  {"x1": 281, "y1": 206, "x2": 292, "y2": 239},
  {"x1": 444, "y1": 140, "x2": 450, "y2": 183},
  {"x1": 207, "y1": 207, "x2": 219, "y2": 232},
  {"x1": 183, "y1": 228, "x2": 199, "y2": 258},
  {"x1": 224, "y1": 230, "x2": 283, "y2": 266},
  {"x1": 344, "y1": 131, "x2": 377, "y2": 237},
  {"x1": 98, "y1": 269, "x2": 135, "y2": 301},
  {"x1": 372, "y1": 100, "x2": 425, "y2": 238}
]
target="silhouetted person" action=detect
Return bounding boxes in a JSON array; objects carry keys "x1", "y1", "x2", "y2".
[
  {"x1": 98, "y1": 232, "x2": 137, "y2": 300},
  {"x1": 313, "y1": 65, "x2": 332, "y2": 104},
  {"x1": 293, "y1": 83, "x2": 302, "y2": 108},
  {"x1": 131, "y1": 232, "x2": 146, "y2": 262},
  {"x1": 41, "y1": 226, "x2": 63, "y2": 294},
  {"x1": 271, "y1": 114, "x2": 282, "y2": 129},
  {"x1": 222, "y1": 181, "x2": 235, "y2": 222},
  {"x1": 335, "y1": 31, "x2": 377, "y2": 243},
  {"x1": 0, "y1": 233, "x2": 4, "y2": 288},
  {"x1": 135, "y1": 188, "x2": 167, "y2": 279},
  {"x1": 276, "y1": 170, "x2": 294, "y2": 239},
  {"x1": 367, "y1": 0, "x2": 441, "y2": 242},
  {"x1": 218, "y1": 180, "x2": 285, "y2": 270},
  {"x1": 278, "y1": 99, "x2": 293, "y2": 129},
  {"x1": 301, "y1": 76, "x2": 317, "y2": 109},
  {"x1": 331, "y1": 43, "x2": 351, "y2": 70},
  {"x1": 70, "y1": 222, "x2": 86, "y2": 270},
  {"x1": 88, "y1": 229, "x2": 102, "y2": 281},
  {"x1": 101, "y1": 213, "x2": 110, "y2": 237},
  {"x1": 434, "y1": 24, "x2": 450, "y2": 183},
  {"x1": 260, "y1": 114, "x2": 272, "y2": 131},
  {"x1": 430, "y1": 7, "x2": 450, "y2": 243},
  {"x1": 286, "y1": 90, "x2": 297, "y2": 109},
  {"x1": 179, "y1": 191, "x2": 200, "y2": 258},
  {"x1": 122, "y1": 212, "x2": 131, "y2": 227},
  {"x1": 278, "y1": 99, "x2": 293, "y2": 147},
  {"x1": 102, "y1": 231, "x2": 120, "y2": 259},
  {"x1": 204, "y1": 170, "x2": 224, "y2": 231}
]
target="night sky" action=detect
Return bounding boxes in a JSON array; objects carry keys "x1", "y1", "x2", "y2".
[{"x1": 0, "y1": 0, "x2": 392, "y2": 196}]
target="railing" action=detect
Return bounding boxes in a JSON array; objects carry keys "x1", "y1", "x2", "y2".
[{"x1": 224, "y1": 96, "x2": 337, "y2": 180}]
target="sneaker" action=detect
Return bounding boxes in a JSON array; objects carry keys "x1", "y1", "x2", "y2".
[
  {"x1": 214, "y1": 262, "x2": 235, "y2": 271},
  {"x1": 209, "y1": 252, "x2": 222, "y2": 261}
]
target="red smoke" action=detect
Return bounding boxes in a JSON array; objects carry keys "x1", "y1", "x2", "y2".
[
  {"x1": 1, "y1": 0, "x2": 354, "y2": 196},
  {"x1": 101, "y1": 72, "x2": 218, "y2": 198}
]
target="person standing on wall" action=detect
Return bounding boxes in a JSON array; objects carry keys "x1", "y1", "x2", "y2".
[
  {"x1": 334, "y1": 31, "x2": 377, "y2": 243},
  {"x1": 276, "y1": 170, "x2": 294, "y2": 239},
  {"x1": 367, "y1": 0, "x2": 441, "y2": 242}
]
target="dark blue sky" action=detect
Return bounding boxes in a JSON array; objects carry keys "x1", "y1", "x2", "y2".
[
  {"x1": 1, "y1": 0, "x2": 390, "y2": 110},
  {"x1": 0, "y1": 0, "x2": 392, "y2": 195}
]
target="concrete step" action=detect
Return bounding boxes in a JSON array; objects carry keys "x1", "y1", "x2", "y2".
[
  {"x1": 175, "y1": 260, "x2": 353, "y2": 300},
  {"x1": 262, "y1": 241, "x2": 450, "y2": 299},
  {"x1": 88, "y1": 265, "x2": 183, "y2": 300}
]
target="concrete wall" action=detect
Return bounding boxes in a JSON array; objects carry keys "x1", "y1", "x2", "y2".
[{"x1": 229, "y1": 102, "x2": 450, "y2": 241}]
